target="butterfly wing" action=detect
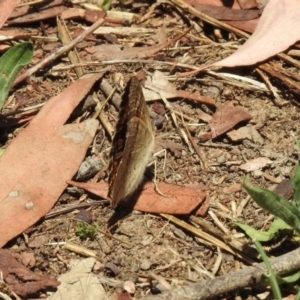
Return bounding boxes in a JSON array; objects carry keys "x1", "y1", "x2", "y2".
[{"x1": 108, "y1": 76, "x2": 154, "y2": 208}]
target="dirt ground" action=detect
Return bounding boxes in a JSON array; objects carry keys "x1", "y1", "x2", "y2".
[{"x1": 3, "y1": 1, "x2": 300, "y2": 299}]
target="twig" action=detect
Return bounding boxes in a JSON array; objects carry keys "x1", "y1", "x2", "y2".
[
  {"x1": 57, "y1": 17, "x2": 85, "y2": 77},
  {"x1": 51, "y1": 59, "x2": 199, "y2": 72},
  {"x1": 208, "y1": 210, "x2": 230, "y2": 234},
  {"x1": 236, "y1": 195, "x2": 251, "y2": 218},
  {"x1": 140, "y1": 246, "x2": 300, "y2": 300},
  {"x1": 64, "y1": 242, "x2": 101, "y2": 260},
  {"x1": 45, "y1": 201, "x2": 108, "y2": 219},
  {"x1": 168, "y1": 0, "x2": 249, "y2": 39},
  {"x1": 166, "y1": 243, "x2": 214, "y2": 279},
  {"x1": 149, "y1": 273, "x2": 172, "y2": 291},
  {"x1": 13, "y1": 17, "x2": 105, "y2": 86},
  {"x1": 190, "y1": 215, "x2": 257, "y2": 258},
  {"x1": 160, "y1": 214, "x2": 255, "y2": 264},
  {"x1": 97, "y1": 228, "x2": 135, "y2": 248},
  {"x1": 255, "y1": 68, "x2": 286, "y2": 106},
  {"x1": 181, "y1": 119, "x2": 208, "y2": 170}
]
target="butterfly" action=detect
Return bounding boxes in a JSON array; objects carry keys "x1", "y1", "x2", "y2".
[{"x1": 108, "y1": 76, "x2": 155, "y2": 208}]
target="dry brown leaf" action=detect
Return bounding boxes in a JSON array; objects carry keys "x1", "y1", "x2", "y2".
[
  {"x1": 7, "y1": 4, "x2": 29, "y2": 19},
  {"x1": 20, "y1": 252, "x2": 36, "y2": 267},
  {"x1": 0, "y1": 0, "x2": 20, "y2": 29},
  {"x1": 67, "y1": 181, "x2": 108, "y2": 199},
  {"x1": 240, "y1": 157, "x2": 272, "y2": 172},
  {"x1": 195, "y1": 195, "x2": 210, "y2": 216},
  {"x1": 144, "y1": 71, "x2": 215, "y2": 106},
  {"x1": 155, "y1": 140, "x2": 185, "y2": 158},
  {"x1": 8, "y1": 5, "x2": 68, "y2": 24},
  {"x1": 60, "y1": 7, "x2": 85, "y2": 20},
  {"x1": 28, "y1": 235, "x2": 48, "y2": 248},
  {"x1": 133, "y1": 182, "x2": 206, "y2": 214},
  {"x1": 223, "y1": 183, "x2": 242, "y2": 194},
  {"x1": 117, "y1": 291, "x2": 133, "y2": 300},
  {"x1": 0, "y1": 29, "x2": 39, "y2": 41},
  {"x1": 184, "y1": 0, "x2": 262, "y2": 22},
  {"x1": 91, "y1": 28, "x2": 192, "y2": 61},
  {"x1": 0, "y1": 249, "x2": 60, "y2": 297},
  {"x1": 91, "y1": 43, "x2": 168, "y2": 60},
  {"x1": 84, "y1": 9, "x2": 107, "y2": 23},
  {"x1": 209, "y1": 101, "x2": 252, "y2": 139},
  {"x1": 225, "y1": 19, "x2": 259, "y2": 33},
  {"x1": 237, "y1": 0, "x2": 258, "y2": 9},
  {"x1": 193, "y1": 4, "x2": 260, "y2": 21},
  {"x1": 184, "y1": 0, "x2": 241, "y2": 8},
  {"x1": 67, "y1": 181, "x2": 206, "y2": 215},
  {"x1": 0, "y1": 73, "x2": 103, "y2": 247}
]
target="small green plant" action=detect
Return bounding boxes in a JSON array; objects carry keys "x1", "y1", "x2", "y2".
[
  {"x1": 240, "y1": 238, "x2": 300, "y2": 299},
  {"x1": 234, "y1": 218, "x2": 292, "y2": 242},
  {"x1": 101, "y1": 0, "x2": 126, "y2": 11},
  {"x1": 238, "y1": 143, "x2": 300, "y2": 298},
  {"x1": 253, "y1": 239, "x2": 282, "y2": 300},
  {"x1": 76, "y1": 221, "x2": 99, "y2": 240},
  {"x1": 0, "y1": 42, "x2": 33, "y2": 110},
  {"x1": 242, "y1": 150, "x2": 300, "y2": 236}
]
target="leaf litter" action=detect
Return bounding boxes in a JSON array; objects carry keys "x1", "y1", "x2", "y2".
[{"x1": 1, "y1": 0, "x2": 300, "y2": 299}]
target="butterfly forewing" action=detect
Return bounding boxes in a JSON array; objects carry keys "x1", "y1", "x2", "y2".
[{"x1": 108, "y1": 76, "x2": 154, "y2": 208}]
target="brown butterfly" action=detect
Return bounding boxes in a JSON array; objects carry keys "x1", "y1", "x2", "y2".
[{"x1": 108, "y1": 76, "x2": 155, "y2": 208}]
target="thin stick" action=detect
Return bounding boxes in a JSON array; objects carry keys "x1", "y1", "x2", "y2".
[
  {"x1": 141, "y1": 246, "x2": 300, "y2": 300},
  {"x1": 160, "y1": 214, "x2": 255, "y2": 264},
  {"x1": 51, "y1": 59, "x2": 199, "y2": 72},
  {"x1": 13, "y1": 17, "x2": 105, "y2": 86},
  {"x1": 168, "y1": 0, "x2": 249, "y2": 39},
  {"x1": 182, "y1": 119, "x2": 207, "y2": 170}
]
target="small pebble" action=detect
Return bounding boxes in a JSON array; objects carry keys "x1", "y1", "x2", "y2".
[
  {"x1": 217, "y1": 155, "x2": 226, "y2": 164},
  {"x1": 156, "y1": 283, "x2": 170, "y2": 293},
  {"x1": 131, "y1": 264, "x2": 139, "y2": 273},
  {"x1": 123, "y1": 280, "x2": 136, "y2": 294},
  {"x1": 140, "y1": 260, "x2": 152, "y2": 271},
  {"x1": 253, "y1": 170, "x2": 262, "y2": 177}
]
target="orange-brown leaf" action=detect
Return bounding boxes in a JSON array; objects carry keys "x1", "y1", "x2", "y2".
[
  {"x1": 67, "y1": 181, "x2": 206, "y2": 215},
  {"x1": 0, "y1": 73, "x2": 103, "y2": 247}
]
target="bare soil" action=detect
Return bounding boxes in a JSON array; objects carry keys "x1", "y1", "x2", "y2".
[{"x1": 3, "y1": 1, "x2": 300, "y2": 299}]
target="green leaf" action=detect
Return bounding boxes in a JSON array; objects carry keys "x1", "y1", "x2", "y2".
[
  {"x1": 243, "y1": 177, "x2": 300, "y2": 234},
  {"x1": 296, "y1": 140, "x2": 300, "y2": 152},
  {"x1": 0, "y1": 42, "x2": 33, "y2": 110},
  {"x1": 277, "y1": 271, "x2": 300, "y2": 284},
  {"x1": 292, "y1": 164, "x2": 300, "y2": 207},
  {"x1": 234, "y1": 219, "x2": 291, "y2": 242},
  {"x1": 253, "y1": 239, "x2": 282, "y2": 300},
  {"x1": 101, "y1": 0, "x2": 113, "y2": 10},
  {"x1": 101, "y1": 0, "x2": 125, "y2": 10},
  {"x1": 75, "y1": 222, "x2": 98, "y2": 240},
  {"x1": 234, "y1": 222, "x2": 274, "y2": 241},
  {"x1": 292, "y1": 164, "x2": 300, "y2": 190}
]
